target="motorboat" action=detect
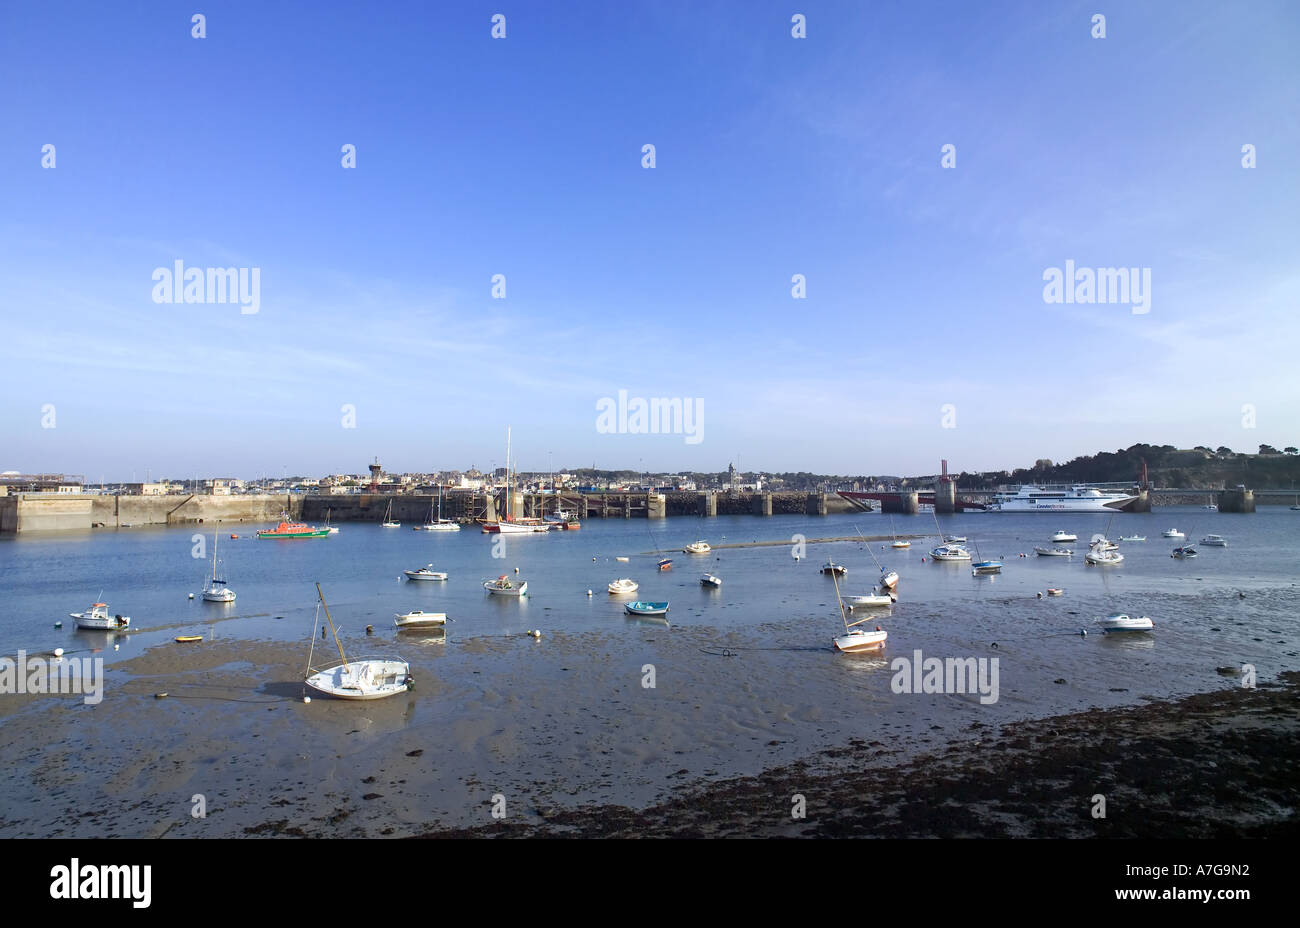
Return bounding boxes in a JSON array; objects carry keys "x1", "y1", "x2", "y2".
[
  {"x1": 1200, "y1": 535, "x2": 1228, "y2": 547},
  {"x1": 608, "y1": 578, "x2": 639, "y2": 595},
  {"x1": 70, "y1": 602, "x2": 130, "y2": 630},
  {"x1": 683, "y1": 541, "x2": 711, "y2": 555},
  {"x1": 844, "y1": 592, "x2": 894, "y2": 607},
  {"x1": 394, "y1": 611, "x2": 447, "y2": 628},
  {"x1": 1162, "y1": 528, "x2": 1184, "y2": 538},
  {"x1": 1097, "y1": 613, "x2": 1154, "y2": 632},
  {"x1": 821, "y1": 561, "x2": 848, "y2": 575},
  {"x1": 701, "y1": 574, "x2": 722, "y2": 588},
  {"x1": 624, "y1": 601, "x2": 668, "y2": 617},
  {"x1": 1171, "y1": 545, "x2": 1197, "y2": 558},
  {"x1": 929, "y1": 544, "x2": 971, "y2": 561},
  {"x1": 404, "y1": 565, "x2": 448, "y2": 581},
  {"x1": 1050, "y1": 530, "x2": 1077, "y2": 543},
  {"x1": 1118, "y1": 535, "x2": 1145, "y2": 542},
  {"x1": 484, "y1": 575, "x2": 527, "y2": 596},
  {"x1": 1034, "y1": 546, "x2": 1074, "y2": 557},
  {"x1": 305, "y1": 584, "x2": 412, "y2": 700},
  {"x1": 1084, "y1": 547, "x2": 1124, "y2": 565},
  {"x1": 971, "y1": 560, "x2": 1003, "y2": 574}
]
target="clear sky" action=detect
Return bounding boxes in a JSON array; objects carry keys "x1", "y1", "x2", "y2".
[{"x1": 2, "y1": 1, "x2": 1297, "y2": 481}]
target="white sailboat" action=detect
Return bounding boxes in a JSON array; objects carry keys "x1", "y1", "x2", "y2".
[
  {"x1": 415, "y1": 486, "x2": 460, "y2": 531},
  {"x1": 324, "y1": 508, "x2": 340, "y2": 534},
  {"x1": 683, "y1": 540, "x2": 711, "y2": 555},
  {"x1": 830, "y1": 564, "x2": 887, "y2": 653},
  {"x1": 201, "y1": 532, "x2": 236, "y2": 602},
  {"x1": 304, "y1": 583, "x2": 412, "y2": 700},
  {"x1": 889, "y1": 516, "x2": 910, "y2": 548},
  {"x1": 381, "y1": 499, "x2": 400, "y2": 528},
  {"x1": 856, "y1": 525, "x2": 899, "y2": 590}
]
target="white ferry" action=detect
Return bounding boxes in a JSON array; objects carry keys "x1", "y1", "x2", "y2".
[{"x1": 988, "y1": 485, "x2": 1138, "y2": 513}]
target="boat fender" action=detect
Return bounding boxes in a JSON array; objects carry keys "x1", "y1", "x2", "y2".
[
  {"x1": 365, "y1": 625, "x2": 374, "y2": 634},
  {"x1": 302, "y1": 696, "x2": 311, "y2": 704},
  {"x1": 586, "y1": 590, "x2": 593, "y2": 596},
  {"x1": 114, "y1": 644, "x2": 119, "y2": 651},
  {"x1": 188, "y1": 593, "x2": 195, "y2": 600},
  {"x1": 53, "y1": 648, "x2": 64, "y2": 658},
  {"x1": 155, "y1": 692, "x2": 168, "y2": 699},
  {"x1": 54, "y1": 621, "x2": 62, "y2": 629},
  {"x1": 990, "y1": 642, "x2": 997, "y2": 649},
  {"x1": 514, "y1": 567, "x2": 519, "y2": 574},
  {"x1": 1037, "y1": 592, "x2": 1043, "y2": 599},
  {"x1": 1079, "y1": 629, "x2": 1088, "y2": 637}
]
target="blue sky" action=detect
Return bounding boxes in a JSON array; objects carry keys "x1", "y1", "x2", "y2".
[{"x1": 2, "y1": 1, "x2": 1297, "y2": 481}]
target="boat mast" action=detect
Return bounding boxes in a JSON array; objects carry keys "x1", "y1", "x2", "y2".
[
  {"x1": 505, "y1": 426, "x2": 512, "y2": 522},
  {"x1": 315, "y1": 582, "x2": 350, "y2": 669}
]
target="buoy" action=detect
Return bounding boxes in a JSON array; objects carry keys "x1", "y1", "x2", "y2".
[
  {"x1": 366, "y1": 625, "x2": 374, "y2": 634},
  {"x1": 586, "y1": 590, "x2": 593, "y2": 596},
  {"x1": 529, "y1": 629, "x2": 541, "y2": 639},
  {"x1": 188, "y1": 593, "x2": 194, "y2": 600},
  {"x1": 114, "y1": 644, "x2": 119, "y2": 651},
  {"x1": 1080, "y1": 629, "x2": 1088, "y2": 637},
  {"x1": 53, "y1": 648, "x2": 64, "y2": 658},
  {"x1": 303, "y1": 696, "x2": 311, "y2": 704},
  {"x1": 54, "y1": 621, "x2": 62, "y2": 629},
  {"x1": 514, "y1": 567, "x2": 519, "y2": 574}
]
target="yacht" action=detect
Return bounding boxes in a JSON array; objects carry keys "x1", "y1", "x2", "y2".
[
  {"x1": 1050, "y1": 530, "x2": 1077, "y2": 543},
  {"x1": 69, "y1": 602, "x2": 130, "y2": 630},
  {"x1": 929, "y1": 544, "x2": 971, "y2": 561},
  {"x1": 988, "y1": 485, "x2": 1138, "y2": 512},
  {"x1": 1200, "y1": 535, "x2": 1228, "y2": 547}
]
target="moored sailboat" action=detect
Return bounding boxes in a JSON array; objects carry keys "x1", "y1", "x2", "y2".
[{"x1": 304, "y1": 583, "x2": 412, "y2": 700}]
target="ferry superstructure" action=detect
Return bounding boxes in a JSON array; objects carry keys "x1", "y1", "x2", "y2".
[{"x1": 988, "y1": 485, "x2": 1138, "y2": 513}]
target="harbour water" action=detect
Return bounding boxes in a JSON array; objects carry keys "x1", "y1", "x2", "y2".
[{"x1": 1, "y1": 508, "x2": 1297, "y2": 836}]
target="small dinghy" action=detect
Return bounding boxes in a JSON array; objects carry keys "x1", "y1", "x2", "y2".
[
  {"x1": 657, "y1": 557, "x2": 673, "y2": 571},
  {"x1": 682, "y1": 541, "x2": 711, "y2": 555},
  {"x1": 404, "y1": 565, "x2": 448, "y2": 581},
  {"x1": 829, "y1": 565, "x2": 887, "y2": 653},
  {"x1": 305, "y1": 584, "x2": 412, "y2": 701},
  {"x1": 484, "y1": 575, "x2": 527, "y2": 595},
  {"x1": 1162, "y1": 528, "x2": 1184, "y2": 538},
  {"x1": 394, "y1": 611, "x2": 447, "y2": 628},
  {"x1": 615, "y1": 556, "x2": 629, "y2": 562},
  {"x1": 1171, "y1": 545, "x2": 1197, "y2": 558},
  {"x1": 175, "y1": 635, "x2": 203, "y2": 643},
  {"x1": 701, "y1": 573, "x2": 722, "y2": 588},
  {"x1": 821, "y1": 561, "x2": 847, "y2": 575},
  {"x1": 1097, "y1": 613, "x2": 1153, "y2": 632},
  {"x1": 624, "y1": 601, "x2": 669, "y2": 616},
  {"x1": 608, "y1": 578, "x2": 639, "y2": 594},
  {"x1": 70, "y1": 602, "x2": 130, "y2": 630},
  {"x1": 1051, "y1": 530, "x2": 1077, "y2": 543},
  {"x1": 844, "y1": 592, "x2": 894, "y2": 607},
  {"x1": 1034, "y1": 546, "x2": 1074, "y2": 557},
  {"x1": 1046, "y1": 588, "x2": 1064, "y2": 596}
]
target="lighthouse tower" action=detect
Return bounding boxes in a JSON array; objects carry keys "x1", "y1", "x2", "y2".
[{"x1": 368, "y1": 458, "x2": 382, "y2": 493}]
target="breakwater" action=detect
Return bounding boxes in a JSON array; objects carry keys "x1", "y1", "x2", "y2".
[{"x1": 0, "y1": 494, "x2": 299, "y2": 533}]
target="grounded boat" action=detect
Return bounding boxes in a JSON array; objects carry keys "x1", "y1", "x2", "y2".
[
  {"x1": 70, "y1": 602, "x2": 130, "y2": 630},
  {"x1": 657, "y1": 557, "x2": 673, "y2": 571},
  {"x1": 1050, "y1": 530, "x2": 1077, "y2": 543},
  {"x1": 989, "y1": 485, "x2": 1139, "y2": 512},
  {"x1": 484, "y1": 575, "x2": 527, "y2": 596},
  {"x1": 1119, "y1": 535, "x2": 1146, "y2": 542},
  {"x1": 701, "y1": 574, "x2": 722, "y2": 588},
  {"x1": 305, "y1": 584, "x2": 412, "y2": 700},
  {"x1": 929, "y1": 544, "x2": 971, "y2": 561},
  {"x1": 201, "y1": 532, "x2": 236, "y2": 602},
  {"x1": 608, "y1": 578, "x2": 639, "y2": 595},
  {"x1": 1097, "y1": 613, "x2": 1154, "y2": 632},
  {"x1": 821, "y1": 561, "x2": 847, "y2": 575},
  {"x1": 381, "y1": 499, "x2": 400, "y2": 528},
  {"x1": 844, "y1": 591, "x2": 894, "y2": 607},
  {"x1": 404, "y1": 565, "x2": 448, "y2": 581},
  {"x1": 878, "y1": 569, "x2": 899, "y2": 590},
  {"x1": 683, "y1": 541, "x2": 711, "y2": 555},
  {"x1": 1200, "y1": 534, "x2": 1228, "y2": 547},
  {"x1": 257, "y1": 520, "x2": 329, "y2": 539},
  {"x1": 1162, "y1": 528, "x2": 1184, "y2": 538},
  {"x1": 1172, "y1": 545, "x2": 1198, "y2": 558},
  {"x1": 1034, "y1": 546, "x2": 1074, "y2": 557},
  {"x1": 624, "y1": 601, "x2": 668, "y2": 616},
  {"x1": 393, "y1": 610, "x2": 447, "y2": 628},
  {"x1": 829, "y1": 566, "x2": 887, "y2": 653}
]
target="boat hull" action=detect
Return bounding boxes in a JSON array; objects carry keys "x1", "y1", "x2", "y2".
[
  {"x1": 624, "y1": 602, "x2": 669, "y2": 616},
  {"x1": 305, "y1": 660, "x2": 412, "y2": 700},
  {"x1": 834, "y1": 630, "x2": 888, "y2": 652}
]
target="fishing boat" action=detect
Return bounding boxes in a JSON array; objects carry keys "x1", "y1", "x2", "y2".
[
  {"x1": 69, "y1": 602, "x2": 130, "y2": 630},
  {"x1": 1118, "y1": 535, "x2": 1145, "y2": 542},
  {"x1": 683, "y1": 540, "x2": 711, "y2": 555},
  {"x1": 1050, "y1": 530, "x2": 1077, "y2": 543},
  {"x1": 929, "y1": 544, "x2": 971, "y2": 561},
  {"x1": 257, "y1": 519, "x2": 329, "y2": 539},
  {"x1": 1097, "y1": 613, "x2": 1154, "y2": 632},
  {"x1": 889, "y1": 517, "x2": 910, "y2": 548},
  {"x1": 393, "y1": 611, "x2": 446, "y2": 628},
  {"x1": 201, "y1": 532, "x2": 236, "y2": 602},
  {"x1": 701, "y1": 573, "x2": 722, "y2": 588},
  {"x1": 624, "y1": 601, "x2": 669, "y2": 617},
  {"x1": 381, "y1": 499, "x2": 400, "y2": 528},
  {"x1": 404, "y1": 565, "x2": 448, "y2": 581},
  {"x1": 1162, "y1": 528, "x2": 1184, "y2": 538},
  {"x1": 305, "y1": 584, "x2": 412, "y2": 700},
  {"x1": 1171, "y1": 545, "x2": 1197, "y2": 558},
  {"x1": 1200, "y1": 534, "x2": 1228, "y2": 547},
  {"x1": 829, "y1": 567, "x2": 887, "y2": 653},
  {"x1": 608, "y1": 578, "x2": 639, "y2": 595},
  {"x1": 821, "y1": 561, "x2": 848, "y2": 575},
  {"x1": 1034, "y1": 546, "x2": 1074, "y2": 557},
  {"x1": 483, "y1": 575, "x2": 527, "y2": 596}
]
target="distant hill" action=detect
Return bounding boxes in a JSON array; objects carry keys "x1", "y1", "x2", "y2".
[{"x1": 956, "y1": 443, "x2": 1300, "y2": 490}]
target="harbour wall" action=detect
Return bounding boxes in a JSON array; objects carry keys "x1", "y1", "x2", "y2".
[{"x1": 0, "y1": 494, "x2": 299, "y2": 533}]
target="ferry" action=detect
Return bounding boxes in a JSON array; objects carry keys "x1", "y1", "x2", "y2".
[
  {"x1": 987, "y1": 485, "x2": 1138, "y2": 513},
  {"x1": 256, "y1": 520, "x2": 330, "y2": 539}
]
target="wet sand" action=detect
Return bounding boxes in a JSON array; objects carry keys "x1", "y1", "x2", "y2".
[{"x1": 422, "y1": 671, "x2": 1300, "y2": 838}]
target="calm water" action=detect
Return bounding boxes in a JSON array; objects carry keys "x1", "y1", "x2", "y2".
[{"x1": 2, "y1": 508, "x2": 1297, "y2": 650}]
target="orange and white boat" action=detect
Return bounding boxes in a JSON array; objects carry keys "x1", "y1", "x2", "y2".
[{"x1": 257, "y1": 520, "x2": 329, "y2": 539}]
